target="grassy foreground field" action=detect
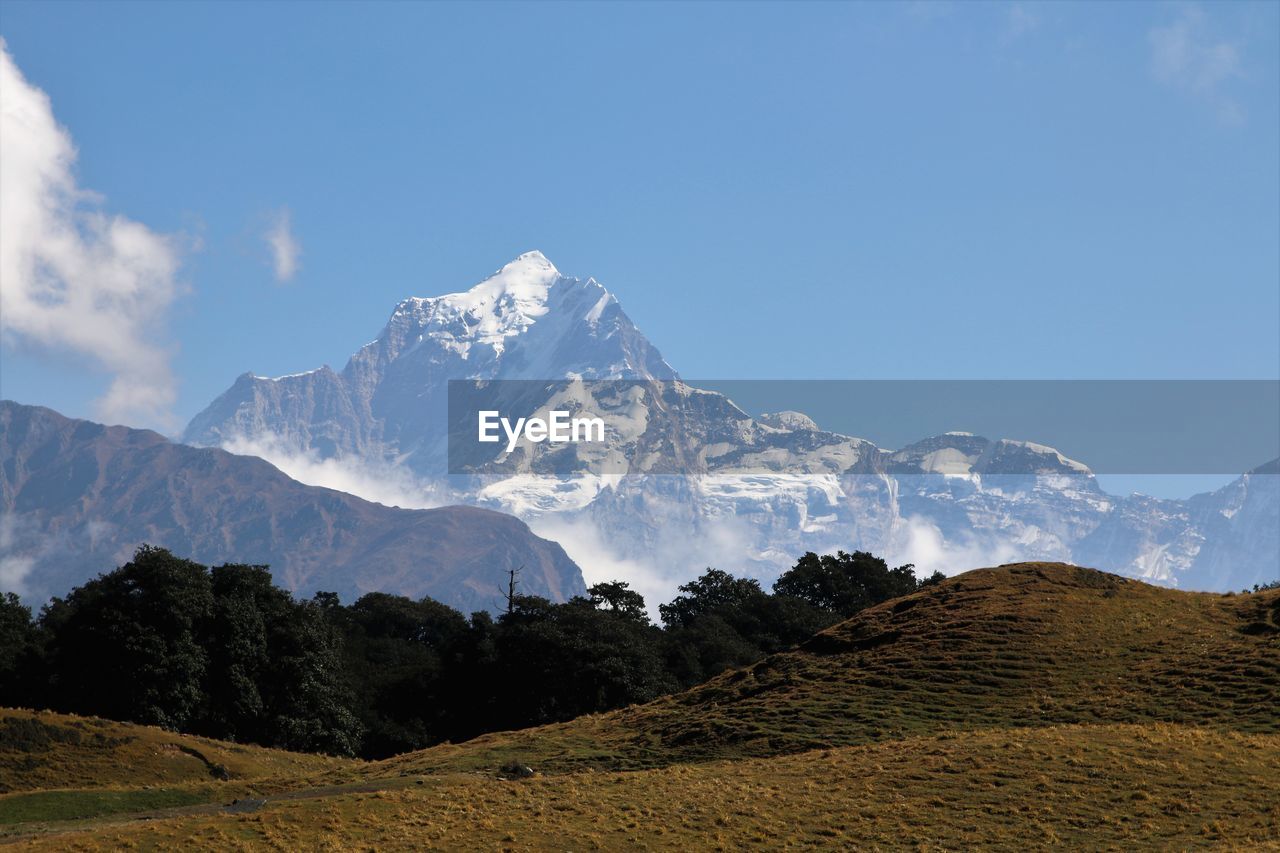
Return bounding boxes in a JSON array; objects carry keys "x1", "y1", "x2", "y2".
[
  {"x1": 2, "y1": 563, "x2": 1277, "y2": 849},
  {"x1": 0, "y1": 708, "x2": 355, "y2": 794},
  {"x1": 0, "y1": 708, "x2": 357, "y2": 834},
  {"x1": 10, "y1": 724, "x2": 1279, "y2": 850}
]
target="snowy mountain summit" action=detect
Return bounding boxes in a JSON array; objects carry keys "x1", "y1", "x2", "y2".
[
  {"x1": 354, "y1": 251, "x2": 676, "y2": 380},
  {"x1": 184, "y1": 252, "x2": 674, "y2": 463},
  {"x1": 186, "y1": 253, "x2": 1279, "y2": 596}
]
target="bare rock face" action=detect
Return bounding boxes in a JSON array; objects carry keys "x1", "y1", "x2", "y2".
[{"x1": 0, "y1": 401, "x2": 586, "y2": 610}]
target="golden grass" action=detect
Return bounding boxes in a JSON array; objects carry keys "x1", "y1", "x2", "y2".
[
  {"x1": 0, "y1": 707, "x2": 356, "y2": 794},
  {"x1": 17, "y1": 724, "x2": 1279, "y2": 851},
  {"x1": 3, "y1": 563, "x2": 1276, "y2": 849},
  {"x1": 366, "y1": 563, "x2": 1280, "y2": 777}
]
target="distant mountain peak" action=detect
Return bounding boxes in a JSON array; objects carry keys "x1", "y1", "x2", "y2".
[
  {"x1": 504, "y1": 248, "x2": 558, "y2": 274},
  {"x1": 184, "y1": 253, "x2": 677, "y2": 452},
  {"x1": 390, "y1": 253, "x2": 559, "y2": 328},
  {"x1": 446, "y1": 249, "x2": 563, "y2": 310},
  {"x1": 361, "y1": 252, "x2": 669, "y2": 378}
]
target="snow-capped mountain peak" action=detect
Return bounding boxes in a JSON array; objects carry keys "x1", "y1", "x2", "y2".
[
  {"x1": 377, "y1": 251, "x2": 563, "y2": 360},
  {"x1": 353, "y1": 252, "x2": 673, "y2": 380},
  {"x1": 447, "y1": 249, "x2": 562, "y2": 315},
  {"x1": 184, "y1": 253, "x2": 1275, "y2": 597},
  {"x1": 184, "y1": 253, "x2": 677, "y2": 453}
]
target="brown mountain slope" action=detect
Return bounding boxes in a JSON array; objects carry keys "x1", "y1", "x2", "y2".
[
  {"x1": 0, "y1": 401, "x2": 585, "y2": 610},
  {"x1": 375, "y1": 562, "x2": 1280, "y2": 776}
]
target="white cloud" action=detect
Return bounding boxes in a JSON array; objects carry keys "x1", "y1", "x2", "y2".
[
  {"x1": 265, "y1": 208, "x2": 300, "y2": 282},
  {"x1": 0, "y1": 40, "x2": 186, "y2": 428},
  {"x1": 529, "y1": 511, "x2": 764, "y2": 621},
  {"x1": 1148, "y1": 5, "x2": 1244, "y2": 123},
  {"x1": 0, "y1": 513, "x2": 38, "y2": 596},
  {"x1": 888, "y1": 515, "x2": 1020, "y2": 579},
  {"x1": 220, "y1": 433, "x2": 447, "y2": 511},
  {"x1": 217, "y1": 434, "x2": 690, "y2": 615}
]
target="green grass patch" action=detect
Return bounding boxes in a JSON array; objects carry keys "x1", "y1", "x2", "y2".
[{"x1": 0, "y1": 787, "x2": 213, "y2": 825}]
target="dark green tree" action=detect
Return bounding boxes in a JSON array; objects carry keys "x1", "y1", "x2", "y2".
[
  {"x1": 333, "y1": 592, "x2": 469, "y2": 758},
  {"x1": 41, "y1": 546, "x2": 213, "y2": 730},
  {"x1": 202, "y1": 564, "x2": 276, "y2": 742},
  {"x1": 588, "y1": 581, "x2": 649, "y2": 623},
  {"x1": 658, "y1": 569, "x2": 766, "y2": 629},
  {"x1": 202, "y1": 563, "x2": 361, "y2": 755},
  {"x1": 0, "y1": 593, "x2": 38, "y2": 707},
  {"x1": 481, "y1": 593, "x2": 675, "y2": 732},
  {"x1": 256, "y1": 597, "x2": 362, "y2": 756},
  {"x1": 659, "y1": 568, "x2": 833, "y2": 687},
  {"x1": 772, "y1": 550, "x2": 921, "y2": 618}
]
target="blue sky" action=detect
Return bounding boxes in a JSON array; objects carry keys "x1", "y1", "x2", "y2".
[{"x1": 1, "y1": 1, "x2": 1277, "y2": 476}]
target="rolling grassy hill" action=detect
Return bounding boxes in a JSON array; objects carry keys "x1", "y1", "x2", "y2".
[
  {"x1": 371, "y1": 562, "x2": 1280, "y2": 776},
  {"x1": 25, "y1": 725, "x2": 1279, "y2": 850},
  {"x1": 0, "y1": 708, "x2": 358, "y2": 834},
  {"x1": 3, "y1": 563, "x2": 1277, "y2": 849}
]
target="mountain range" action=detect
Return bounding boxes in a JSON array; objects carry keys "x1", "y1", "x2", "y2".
[
  {"x1": 179, "y1": 252, "x2": 1279, "y2": 597},
  {"x1": 0, "y1": 400, "x2": 585, "y2": 610}
]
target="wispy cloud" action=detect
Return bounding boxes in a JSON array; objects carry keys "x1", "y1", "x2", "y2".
[
  {"x1": 220, "y1": 433, "x2": 446, "y2": 511},
  {"x1": 0, "y1": 514, "x2": 36, "y2": 595},
  {"x1": 889, "y1": 516, "x2": 1020, "y2": 580},
  {"x1": 528, "y1": 512, "x2": 760, "y2": 621},
  {"x1": 1148, "y1": 5, "x2": 1244, "y2": 124},
  {"x1": 0, "y1": 39, "x2": 187, "y2": 428},
  {"x1": 265, "y1": 208, "x2": 300, "y2": 282}
]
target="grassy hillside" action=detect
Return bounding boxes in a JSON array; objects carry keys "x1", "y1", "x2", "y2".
[
  {"x1": 372, "y1": 562, "x2": 1280, "y2": 776},
  {"x1": 13, "y1": 725, "x2": 1279, "y2": 850},
  {"x1": 4, "y1": 563, "x2": 1277, "y2": 849},
  {"x1": 0, "y1": 708, "x2": 358, "y2": 833},
  {"x1": 0, "y1": 708, "x2": 355, "y2": 794}
]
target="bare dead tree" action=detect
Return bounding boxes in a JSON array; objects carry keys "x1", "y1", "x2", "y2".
[{"x1": 503, "y1": 565, "x2": 523, "y2": 615}]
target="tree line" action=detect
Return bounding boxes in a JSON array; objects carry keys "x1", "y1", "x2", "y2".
[{"x1": 0, "y1": 546, "x2": 940, "y2": 759}]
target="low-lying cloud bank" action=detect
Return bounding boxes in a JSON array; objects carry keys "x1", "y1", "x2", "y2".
[
  {"x1": 220, "y1": 434, "x2": 447, "y2": 511},
  {"x1": 216, "y1": 434, "x2": 1027, "y2": 616}
]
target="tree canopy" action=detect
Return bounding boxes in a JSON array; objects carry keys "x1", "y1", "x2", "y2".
[{"x1": 0, "y1": 546, "x2": 943, "y2": 759}]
